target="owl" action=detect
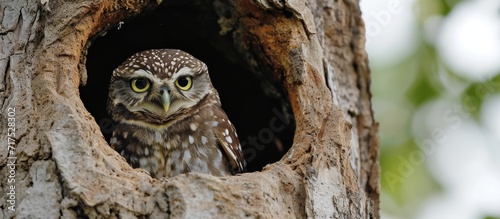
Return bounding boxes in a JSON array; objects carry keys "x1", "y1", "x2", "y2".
[{"x1": 107, "y1": 49, "x2": 246, "y2": 178}]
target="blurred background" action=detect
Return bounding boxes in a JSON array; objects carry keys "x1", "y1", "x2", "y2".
[{"x1": 359, "y1": 0, "x2": 500, "y2": 218}]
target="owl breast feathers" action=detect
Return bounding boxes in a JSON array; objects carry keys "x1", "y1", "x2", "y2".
[{"x1": 107, "y1": 49, "x2": 245, "y2": 178}]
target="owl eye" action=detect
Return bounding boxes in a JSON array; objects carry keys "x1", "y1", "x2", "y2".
[
  {"x1": 131, "y1": 78, "x2": 151, "y2": 93},
  {"x1": 175, "y1": 76, "x2": 193, "y2": 91}
]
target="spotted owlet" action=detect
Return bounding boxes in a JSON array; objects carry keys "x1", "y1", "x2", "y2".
[{"x1": 107, "y1": 49, "x2": 246, "y2": 178}]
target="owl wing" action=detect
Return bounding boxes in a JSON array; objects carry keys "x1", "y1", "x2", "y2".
[{"x1": 212, "y1": 108, "x2": 246, "y2": 174}]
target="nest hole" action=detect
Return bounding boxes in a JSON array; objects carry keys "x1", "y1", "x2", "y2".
[{"x1": 80, "y1": 1, "x2": 295, "y2": 172}]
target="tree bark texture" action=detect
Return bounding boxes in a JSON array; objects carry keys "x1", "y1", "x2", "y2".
[{"x1": 0, "y1": 0, "x2": 379, "y2": 218}]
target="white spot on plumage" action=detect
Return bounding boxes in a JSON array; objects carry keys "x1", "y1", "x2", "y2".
[
  {"x1": 189, "y1": 135, "x2": 194, "y2": 144},
  {"x1": 211, "y1": 121, "x2": 218, "y2": 127},
  {"x1": 214, "y1": 149, "x2": 223, "y2": 165},
  {"x1": 190, "y1": 123, "x2": 197, "y2": 131},
  {"x1": 155, "y1": 132, "x2": 163, "y2": 143},
  {"x1": 139, "y1": 158, "x2": 148, "y2": 166},
  {"x1": 194, "y1": 158, "x2": 207, "y2": 171},
  {"x1": 197, "y1": 147, "x2": 209, "y2": 159},
  {"x1": 225, "y1": 136, "x2": 233, "y2": 143},
  {"x1": 183, "y1": 150, "x2": 192, "y2": 163},
  {"x1": 225, "y1": 129, "x2": 229, "y2": 135},
  {"x1": 123, "y1": 132, "x2": 128, "y2": 138},
  {"x1": 144, "y1": 147, "x2": 149, "y2": 156},
  {"x1": 171, "y1": 150, "x2": 181, "y2": 163},
  {"x1": 201, "y1": 136, "x2": 208, "y2": 144},
  {"x1": 110, "y1": 137, "x2": 117, "y2": 144}
]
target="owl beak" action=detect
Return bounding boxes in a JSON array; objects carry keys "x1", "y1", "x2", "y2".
[{"x1": 161, "y1": 88, "x2": 170, "y2": 113}]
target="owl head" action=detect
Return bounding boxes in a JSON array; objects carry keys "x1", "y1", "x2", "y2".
[{"x1": 108, "y1": 49, "x2": 218, "y2": 126}]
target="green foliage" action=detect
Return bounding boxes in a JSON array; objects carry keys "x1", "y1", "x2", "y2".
[
  {"x1": 461, "y1": 74, "x2": 500, "y2": 119},
  {"x1": 416, "y1": 0, "x2": 463, "y2": 21},
  {"x1": 380, "y1": 140, "x2": 441, "y2": 208}
]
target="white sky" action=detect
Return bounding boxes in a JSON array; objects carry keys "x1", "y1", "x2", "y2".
[{"x1": 360, "y1": 0, "x2": 500, "y2": 218}]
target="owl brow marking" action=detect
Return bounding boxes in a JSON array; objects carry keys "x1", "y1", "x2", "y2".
[
  {"x1": 173, "y1": 66, "x2": 194, "y2": 76},
  {"x1": 132, "y1": 69, "x2": 152, "y2": 76},
  {"x1": 132, "y1": 69, "x2": 163, "y2": 84}
]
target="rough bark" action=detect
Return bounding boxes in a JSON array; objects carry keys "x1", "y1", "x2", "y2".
[{"x1": 0, "y1": 0, "x2": 379, "y2": 218}]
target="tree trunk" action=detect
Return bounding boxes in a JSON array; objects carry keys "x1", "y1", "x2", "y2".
[{"x1": 0, "y1": 0, "x2": 379, "y2": 218}]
